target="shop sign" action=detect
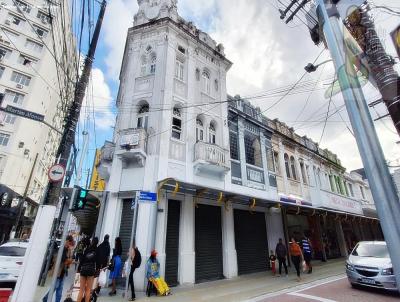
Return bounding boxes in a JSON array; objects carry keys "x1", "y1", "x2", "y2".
[
  {"x1": 279, "y1": 194, "x2": 312, "y2": 207},
  {"x1": 323, "y1": 192, "x2": 363, "y2": 215}
]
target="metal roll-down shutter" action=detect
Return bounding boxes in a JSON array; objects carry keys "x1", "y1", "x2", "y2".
[
  {"x1": 195, "y1": 204, "x2": 224, "y2": 283},
  {"x1": 234, "y1": 209, "x2": 269, "y2": 275},
  {"x1": 165, "y1": 200, "x2": 181, "y2": 287}
]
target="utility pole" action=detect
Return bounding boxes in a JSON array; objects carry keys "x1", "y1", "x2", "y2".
[
  {"x1": 344, "y1": 2, "x2": 400, "y2": 136},
  {"x1": 280, "y1": 0, "x2": 400, "y2": 291},
  {"x1": 11, "y1": 1, "x2": 107, "y2": 301}
]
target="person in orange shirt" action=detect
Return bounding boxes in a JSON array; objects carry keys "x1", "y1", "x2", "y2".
[{"x1": 289, "y1": 237, "x2": 304, "y2": 282}]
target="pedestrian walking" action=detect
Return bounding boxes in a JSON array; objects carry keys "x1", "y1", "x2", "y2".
[
  {"x1": 108, "y1": 237, "x2": 122, "y2": 296},
  {"x1": 146, "y1": 250, "x2": 170, "y2": 297},
  {"x1": 269, "y1": 250, "x2": 277, "y2": 276},
  {"x1": 275, "y1": 238, "x2": 288, "y2": 277},
  {"x1": 42, "y1": 235, "x2": 75, "y2": 302},
  {"x1": 77, "y1": 237, "x2": 97, "y2": 302},
  {"x1": 128, "y1": 241, "x2": 142, "y2": 301},
  {"x1": 95, "y1": 234, "x2": 110, "y2": 294},
  {"x1": 301, "y1": 234, "x2": 313, "y2": 274},
  {"x1": 289, "y1": 237, "x2": 303, "y2": 282}
]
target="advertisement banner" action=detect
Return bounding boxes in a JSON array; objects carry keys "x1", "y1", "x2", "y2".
[{"x1": 89, "y1": 150, "x2": 106, "y2": 191}]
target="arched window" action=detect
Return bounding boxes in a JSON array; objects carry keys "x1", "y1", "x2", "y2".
[
  {"x1": 137, "y1": 103, "x2": 149, "y2": 129},
  {"x1": 172, "y1": 107, "x2": 182, "y2": 140},
  {"x1": 202, "y1": 70, "x2": 210, "y2": 94},
  {"x1": 150, "y1": 54, "x2": 156, "y2": 74},
  {"x1": 209, "y1": 122, "x2": 216, "y2": 144},
  {"x1": 284, "y1": 153, "x2": 290, "y2": 178},
  {"x1": 196, "y1": 118, "x2": 204, "y2": 142},
  {"x1": 140, "y1": 56, "x2": 147, "y2": 76},
  {"x1": 290, "y1": 156, "x2": 297, "y2": 180},
  {"x1": 316, "y1": 168, "x2": 321, "y2": 187},
  {"x1": 299, "y1": 159, "x2": 307, "y2": 184}
]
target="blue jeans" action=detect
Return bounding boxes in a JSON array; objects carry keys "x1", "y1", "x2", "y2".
[{"x1": 42, "y1": 278, "x2": 64, "y2": 302}]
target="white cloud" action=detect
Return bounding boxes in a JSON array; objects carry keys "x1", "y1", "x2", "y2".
[{"x1": 82, "y1": 68, "x2": 115, "y2": 130}]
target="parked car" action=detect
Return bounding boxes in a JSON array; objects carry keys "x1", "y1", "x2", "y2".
[
  {"x1": 0, "y1": 241, "x2": 28, "y2": 286},
  {"x1": 346, "y1": 241, "x2": 397, "y2": 292}
]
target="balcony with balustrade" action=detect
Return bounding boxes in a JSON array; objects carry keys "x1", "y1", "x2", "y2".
[
  {"x1": 194, "y1": 141, "x2": 230, "y2": 177},
  {"x1": 115, "y1": 128, "x2": 147, "y2": 167}
]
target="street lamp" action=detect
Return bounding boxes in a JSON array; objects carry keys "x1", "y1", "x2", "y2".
[{"x1": 304, "y1": 59, "x2": 333, "y2": 73}]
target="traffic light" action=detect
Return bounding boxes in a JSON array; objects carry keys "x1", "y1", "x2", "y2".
[{"x1": 72, "y1": 187, "x2": 89, "y2": 211}]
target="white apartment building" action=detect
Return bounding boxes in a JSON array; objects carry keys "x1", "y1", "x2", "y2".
[
  {"x1": 96, "y1": 0, "x2": 381, "y2": 291},
  {"x1": 0, "y1": 0, "x2": 77, "y2": 242}
]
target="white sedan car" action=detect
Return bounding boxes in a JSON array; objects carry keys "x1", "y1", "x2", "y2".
[{"x1": 0, "y1": 241, "x2": 28, "y2": 285}]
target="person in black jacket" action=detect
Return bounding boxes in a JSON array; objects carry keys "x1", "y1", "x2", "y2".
[
  {"x1": 77, "y1": 237, "x2": 97, "y2": 302},
  {"x1": 95, "y1": 234, "x2": 110, "y2": 294},
  {"x1": 275, "y1": 238, "x2": 288, "y2": 277},
  {"x1": 128, "y1": 241, "x2": 142, "y2": 301}
]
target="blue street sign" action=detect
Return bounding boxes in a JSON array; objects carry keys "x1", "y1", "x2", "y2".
[{"x1": 139, "y1": 191, "x2": 157, "y2": 203}]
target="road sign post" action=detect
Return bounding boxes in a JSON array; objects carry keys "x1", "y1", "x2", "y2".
[{"x1": 48, "y1": 164, "x2": 66, "y2": 183}]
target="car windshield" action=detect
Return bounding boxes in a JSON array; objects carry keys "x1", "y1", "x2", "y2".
[
  {"x1": 352, "y1": 243, "x2": 389, "y2": 258},
  {"x1": 0, "y1": 246, "x2": 26, "y2": 257}
]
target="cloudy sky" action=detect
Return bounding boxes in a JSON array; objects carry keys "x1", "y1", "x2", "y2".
[{"x1": 82, "y1": 0, "x2": 400, "y2": 178}]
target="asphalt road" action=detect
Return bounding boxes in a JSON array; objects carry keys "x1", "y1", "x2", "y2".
[{"x1": 257, "y1": 277, "x2": 399, "y2": 302}]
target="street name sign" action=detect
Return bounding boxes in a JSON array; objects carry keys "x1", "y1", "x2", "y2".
[
  {"x1": 48, "y1": 164, "x2": 66, "y2": 183},
  {"x1": 138, "y1": 191, "x2": 157, "y2": 203},
  {"x1": 4, "y1": 105, "x2": 44, "y2": 122}
]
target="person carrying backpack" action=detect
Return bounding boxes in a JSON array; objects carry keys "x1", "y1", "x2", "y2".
[{"x1": 128, "y1": 241, "x2": 142, "y2": 301}]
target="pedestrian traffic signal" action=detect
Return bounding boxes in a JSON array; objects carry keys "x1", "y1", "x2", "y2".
[{"x1": 72, "y1": 187, "x2": 89, "y2": 211}]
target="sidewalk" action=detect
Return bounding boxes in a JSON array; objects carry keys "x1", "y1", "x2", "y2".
[{"x1": 96, "y1": 258, "x2": 346, "y2": 302}]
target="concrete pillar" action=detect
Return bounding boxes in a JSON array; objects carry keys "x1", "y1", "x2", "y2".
[
  {"x1": 238, "y1": 119, "x2": 248, "y2": 186},
  {"x1": 178, "y1": 195, "x2": 195, "y2": 284},
  {"x1": 134, "y1": 201, "x2": 158, "y2": 290},
  {"x1": 316, "y1": 215, "x2": 327, "y2": 261},
  {"x1": 335, "y1": 221, "x2": 348, "y2": 257},
  {"x1": 260, "y1": 133, "x2": 270, "y2": 189},
  {"x1": 155, "y1": 195, "x2": 168, "y2": 278},
  {"x1": 222, "y1": 203, "x2": 238, "y2": 279},
  {"x1": 278, "y1": 140, "x2": 288, "y2": 194},
  {"x1": 266, "y1": 208, "x2": 285, "y2": 253}
]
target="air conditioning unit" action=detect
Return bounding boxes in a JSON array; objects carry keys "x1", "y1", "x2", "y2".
[
  {"x1": 16, "y1": 84, "x2": 23, "y2": 89},
  {"x1": 4, "y1": 20, "x2": 10, "y2": 25}
]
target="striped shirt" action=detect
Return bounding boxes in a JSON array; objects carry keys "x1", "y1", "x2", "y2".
[{"x1": 301, "y1": 238, "x2": 312, "y2": 254}]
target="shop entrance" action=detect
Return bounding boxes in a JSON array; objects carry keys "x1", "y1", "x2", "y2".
[
  {"x1": 195, "y1": 204, "x2": 223, "y2": 283},
  {"x1": 234, "y1": 209, "x2": 269, "y2": 275},
  {"x1": 165, "y1": 200, "x2": 181, "y2": 287}
]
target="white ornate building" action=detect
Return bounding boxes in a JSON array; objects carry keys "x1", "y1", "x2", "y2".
[{"x1": 97, "y1": 0, "x2": 381, "y2": 290}]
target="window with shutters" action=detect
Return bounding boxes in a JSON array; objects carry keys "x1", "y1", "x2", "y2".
[
  {"x1": 137, "y1": 103, "x2": 149, "y2": 130},
  {"x1": 209, "y1": 122, "x2": 216, "y2": 144},
  {"x1": 284, "y1": 153, "x2": 290, "y2": 179},
  {"x1": 201, "y1": 70, "x2": 210, "y2": 94},
  {"x1": 4, "y1": 114, "x2": 16, "y2": 124},
  {"x1": 196, "y1": 118, "x2": 204, "y2": 142},
  {"x1": 25, "y1": 39, "x2": 43, "y2": 53},
  {"x1": 290, "y1": 156, "x2": 297, "y2": 180},
  {"x1": 266, "y1": 146, "x2": 275, "y2": 173},
  {"x1": 229, "y1": 131, "x2": 239, "y2": 160},
  {"x1": 172, "y1": 107, "x2": 182, "y2": 140},
  {"x1": 175, "y1": 59, "x2": 184, "y2": 81}
]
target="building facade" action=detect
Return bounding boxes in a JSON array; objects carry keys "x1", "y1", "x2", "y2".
[
  {"x1": 0, "y1": 0, "x2": 77, "y2": 242},
  {"x1": 97, "y1": 0, "x2": 381, "y2": 291}
]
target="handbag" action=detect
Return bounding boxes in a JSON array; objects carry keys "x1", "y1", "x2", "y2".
[
  {"x1": 98, "y1": 270, "x2": 107, "y2": 287},
  {"x1": 108, "y1": 257, "x2": 115, "y2": 271}
]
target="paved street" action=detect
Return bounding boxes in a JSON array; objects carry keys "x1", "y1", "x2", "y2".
[{"x1": 255, "y1": 277, "x2": 399, "y2": 302}]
